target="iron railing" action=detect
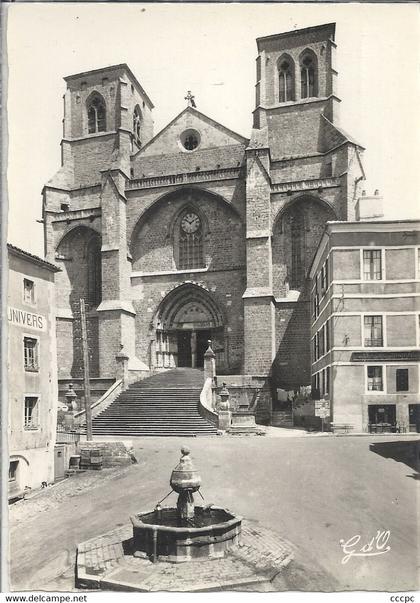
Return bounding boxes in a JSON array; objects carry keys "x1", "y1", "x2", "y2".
[{"x1": 56, "y1": 425, "x2": 81, "y2": 444}]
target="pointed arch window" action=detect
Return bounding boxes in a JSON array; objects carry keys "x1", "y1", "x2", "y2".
[
  {"x1": 290, "y1": 209, "x2": 305, "y2": 288},
  {"x1": 87, "y1": 94, "x2": 106, "y2": 134},
  {"x1": 278, "y1": 57, "x2": 294, "y2": 103},
  {"x1": 300, "y1": 52, "x2": 317, "y2": 99},
  {"x1": 133, "y1": 105, "x2": 142, "y2": 144},
  {"x1": 87, "y1": 236, "x2": 102, "y2": 307},
  {"x1": 178, "y1": 209, "x2": 204, "y2": 270}
]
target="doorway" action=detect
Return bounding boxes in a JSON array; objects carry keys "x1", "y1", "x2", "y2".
[
  {"x1": 368, "y1": 404, "x2": 396, "y2": 433},
  {"x1": 197, "y1": 330, "x2": 211, "y2": 367},
  {"x1": 54, "y1": 445, "x2": 65, "y2": 482},
  {"x1": 177, "y1": 331, "x2": 192, "y2": 367},
  {"x1": 409, "y1": 404, "x2": 420, "y2": 433},
  {"x1": 176, "y1": 329, "x2": 211, "y2": 368},
  {"x1": 155, "y1": 283, "x2": 225, "y2": 370}
]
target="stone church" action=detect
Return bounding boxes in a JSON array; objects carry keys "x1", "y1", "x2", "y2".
[{"x1": 43, "y1": 23, "x2": 365, "y2": 409}]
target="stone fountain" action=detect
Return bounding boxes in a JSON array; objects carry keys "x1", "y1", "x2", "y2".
[
  {"x1": 130, "y1": 446, "x2": 241, "y2": 563},
  {"x1": 76, "y1": 445, "x2": 294, "y2": 591}
]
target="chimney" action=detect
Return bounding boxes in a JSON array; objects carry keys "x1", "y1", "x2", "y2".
[{"x1": 355, "y1": 189, "x2": 384, "y2": 221}]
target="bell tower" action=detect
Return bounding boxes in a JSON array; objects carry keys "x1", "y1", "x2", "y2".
[
  {"x1": 61, "y1": 64, "x2": 154, "y2": 187},
  {"x1": 253, "y1": 22, "x2": 340, "y2": 158},
  {"x1": 244, "y1": 23, "x2": 366, "y2": 391},
  {"x1": 43, "y1": 64, "x2": 155, "y2": 379}
]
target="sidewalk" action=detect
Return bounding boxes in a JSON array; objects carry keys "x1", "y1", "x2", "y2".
[{"x1": 262, "y1": 426, "x2": 420, "y2": 438}]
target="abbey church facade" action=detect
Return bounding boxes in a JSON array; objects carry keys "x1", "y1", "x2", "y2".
[{"x1": 43, "y1": 23, "x2": 365, "y2": 399}]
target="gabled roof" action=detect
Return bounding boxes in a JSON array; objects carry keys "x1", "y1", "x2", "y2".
[
  {"x1": 64, "y1": 63, "x2": 154, "y2": 109},
  {"x1": 133, "y1": 106, "x2": 248, "y2": 158},
  {"x1": 257, "y1": 23, "x2": 336, "y2": 49},
  {"x1": 322, "y1": 115, "x2": 365, "y2": 150},
  {"x1": 7, "y1": 244, "x2": 61, "y2": 272}
]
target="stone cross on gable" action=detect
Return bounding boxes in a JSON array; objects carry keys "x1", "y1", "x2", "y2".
[{"x1": 185, "y1": 91, "x2": 196, "y2": 108}]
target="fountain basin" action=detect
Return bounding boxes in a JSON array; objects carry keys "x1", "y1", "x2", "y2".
[{"x1": 130, "y1": 505, "x2": 242, "y2": 563}]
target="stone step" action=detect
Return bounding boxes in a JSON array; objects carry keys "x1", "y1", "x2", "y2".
[
  {"x1": 93, "y1": 420, "x2": 211, "y2": 425},
  {"x1": 95, "y1": 416, "x2": 203, "y2": 420},
  {"x1": 90, "y1": 367, "x2": 215, "y2": 437},
  {"x1": 107, "y1": 408, "x2": 199, "y2": 412},
  {"x1": 271, "y1": 410, "x2": 293, "y2": 427},
  {"x1": 90, "y1": 435, "x2": 216, "y2": 438},
  {"x1": 122, "y1": 390, "x2": 200, "y2": 394}
]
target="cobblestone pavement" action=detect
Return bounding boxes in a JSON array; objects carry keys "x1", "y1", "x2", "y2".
[
  {"x1": 9, "y1": 467, "x2": 132, "y2": 524},
  {"x1": 77, "y1": 520, "x2": 294, "y2": 592}
]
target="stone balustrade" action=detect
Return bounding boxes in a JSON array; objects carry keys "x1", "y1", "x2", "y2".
[
  {"x1": 127, "y1": 166, "x2": 243, "y2": 190},
  {"x1": 271, "y1": 176, "x2": 341, "y2": 194}
]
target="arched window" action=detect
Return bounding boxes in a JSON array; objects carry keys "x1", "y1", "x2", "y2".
[
  {"x1": 87, "y1": 236, "x2": 102, "y2": 307},
  {"x1": 133, "y1": 105, "x2": 142, "y2": 144},
  {"x1": 87, "y1": 94, "x2": 106, "y2": 134},
  {"x1": 290, "y1": 209, "x2": 305, "y2": 288},
  {"x1": 278, "y1": 56, "x2": 294, "y2": 102},
  {"x1": 178, "y1": 209, "x2": 204, "y2": 270},
  {"x1": 300, "y1": 51, "x2": 317, "y2": 99}
]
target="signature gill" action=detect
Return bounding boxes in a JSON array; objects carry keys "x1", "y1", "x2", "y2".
[{"x1": 340, "y1": 530, "x2": 391, "y2": 564}]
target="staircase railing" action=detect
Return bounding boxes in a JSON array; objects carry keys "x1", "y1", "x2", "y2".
[
  {"x1": 74, "y1": 379, "x2": 122, "y2": 425},
  {"x1": 199, "y1": 377, "x2": 218, "y2": 427}
]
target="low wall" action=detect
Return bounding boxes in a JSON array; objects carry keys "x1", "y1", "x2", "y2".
[
  {"x1": 78, "y1": 441, "x2": 136, "y2": 468},
  {"x1": 214, "y1": 375, "x2": 272, "y2": 425},
  {"x1": 61, "y1": 442, "x2": 79, "y2": 473},
  {"x1": 199, "y1": 378, "x2": 219, "y2": 427},
  {"x1": 59, "y1": 378, "x2": 116, "y2": 409}
]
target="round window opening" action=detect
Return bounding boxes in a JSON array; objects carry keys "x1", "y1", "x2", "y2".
[{"x1": 180, "y1": 129, "x2": 200, "y2": 151}]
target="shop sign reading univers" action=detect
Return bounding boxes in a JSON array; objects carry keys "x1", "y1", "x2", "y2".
[{"x1": 7, "y1": 307, "x2": 46, "y2": 331}]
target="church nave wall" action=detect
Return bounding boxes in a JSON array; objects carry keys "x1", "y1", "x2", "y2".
[{"x1": 130, "y1": 191, "x2": 245, "y2": 274}]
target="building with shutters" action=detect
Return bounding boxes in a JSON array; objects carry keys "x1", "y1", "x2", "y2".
[
  {"x1": 309, "y1": 218, "x2": 420, "y2": 433},
  {"x1": 7, "y1": 245, "x2": 60, "y2": 499}
]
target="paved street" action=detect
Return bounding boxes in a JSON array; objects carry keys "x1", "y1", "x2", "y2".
[{"x1": 8, "y1": 434, "x2": 419, "y2": 592}]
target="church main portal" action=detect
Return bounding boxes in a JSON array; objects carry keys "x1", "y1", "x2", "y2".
[
  {"x1": 177, "y1": 329, "x2": 211, "y2": 368},
  {"x1": 157, "y1": 328, "x2": 213, "y2": 369},
  {"x1": 154, "y1": 284, "x2": 224, "y2": 370}
]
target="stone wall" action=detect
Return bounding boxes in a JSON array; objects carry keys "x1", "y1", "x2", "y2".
[
  {"x1": 243, "y1": 299, "x2": 275, "y2": 375},
  {"x1": 272, "y1": 196, "x2": 336, "y2": 298},
  {"x1": 133, "y1": 145, "x2": 245, "y2": 178},
  {"x1": 55, "y1": 226, "x2": 101, "y2": 377},
  {"x1": 78, "y1": 441, "x2": 136, "y2": 468},
  {"x1": 131, "y1": 191, "x2": 245, "y2": 273},
  {"x1": 273, "y1": 296, "x2": 312, "y2": 390}
]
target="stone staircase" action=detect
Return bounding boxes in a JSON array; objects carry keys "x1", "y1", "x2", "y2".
[
  {"x1": 88, "y1": 369, "x2": 218, "y2": 437},
  {"x1": 271, "y1": 410, "x2": 293, "y2": 428}
]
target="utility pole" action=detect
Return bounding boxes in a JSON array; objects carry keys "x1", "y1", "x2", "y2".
[{"x1": 80, "y1": 298, "x2": 92, "y2": 441}]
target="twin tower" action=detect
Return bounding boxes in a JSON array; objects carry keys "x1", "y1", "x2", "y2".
[{"x1": 43, "y1": 22, "x2": 365, "y2": 407}]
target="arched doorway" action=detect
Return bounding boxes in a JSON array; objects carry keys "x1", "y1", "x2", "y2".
[{"x1": 153, "y1": 284, "x2": 224, "y2": 369}]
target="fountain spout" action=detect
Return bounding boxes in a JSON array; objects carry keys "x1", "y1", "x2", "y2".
[
  {"x1": 131, "y1": 445, "x2": 241, "y2": 562},
  {"x1": 170, "y1": 446, "x2": 201, "y2": 520}
]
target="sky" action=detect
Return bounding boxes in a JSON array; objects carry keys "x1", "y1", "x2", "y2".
[{"x1": 5, "y1": 2, "x2": 420, "y2": 257}]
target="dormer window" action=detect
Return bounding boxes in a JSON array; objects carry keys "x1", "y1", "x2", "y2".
[
  {"x1": 87, "y1": 93, "x2": 106, "y2": 134},
  {"x1": 133, "y1": 105, "x2": 142, "y2": 144},
  {"x1": 300, "y1": 50, "x2": 318, "y2": 99},
  {"x1": 278, "y1": 55, "x2": 295, "y2": 102}
]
